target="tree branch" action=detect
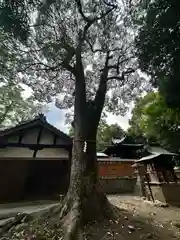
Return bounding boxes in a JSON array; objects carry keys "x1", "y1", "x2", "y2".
[
  {"x1": 93, "y1": 52, "x2": 112, "y2": 125},
  {"x1": 75, "y1": 0, "x2": 117, "y2": 24},
  {"x1": 73, "y1": 32, "x2": 87, "y2": 130},
  {"x1": 75, "y1": 0, "x2": 91, "y2": 23},
  {"x1": 61, "y1": 45, "x2": 76, "y2": 75},
  {"x1": 36, "y1": 42, "x2": 76, "y2": 74},
  {"x1": 62, "y1": 62, "x2": 75, "y2": 74},
  {"x1": 103, "y1": 0, "x2": 117, "y2": 8},
  {"x1": 86, "y1": 39, "x2": 104, "y2": 53},
  {"x1": 74, "y1": 0, "x2": 117, "y2": 129},
  {"x1": 107, "y1": 76, "x2": 124, "y2": 81},
  {"x1": 108, "y1": 56, "x2": 135, "y2": 75},
  {"x1": 107, "y1": 68, "x2": 135, "y2": 81},
  {"x1": 124, "y1": 68, "x2": 135, "y2": 74},
  {"x1": 21, "y1": 62, "x2": 60, "y2": 72},
  {"x1": 76, "y1": 0, "x2": 117, "y2": 45}
]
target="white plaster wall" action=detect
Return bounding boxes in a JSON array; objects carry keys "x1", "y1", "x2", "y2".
[
  {"x1": 22, "y1": 128, "x2": 39, "y2": 144},
  {"x1": 5, "y1": 126, "x2": 69, "y2": 146},
  {"x1": 0, "y1": 147, "x2": 33, "y2": 157},
  {"x1": 39, "y1": 129, "x2": 54, "y2": 144},
  {"x1": 56, "y1": 136, "x2": 67, "y2": 145},
  {"x1": 36, "y1": 148, "x2": 69, "y2": 158}
]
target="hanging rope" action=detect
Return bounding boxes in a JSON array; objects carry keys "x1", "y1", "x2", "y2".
[{"x1": 73, "y1": 139, "x2": 96, "y2": 153}]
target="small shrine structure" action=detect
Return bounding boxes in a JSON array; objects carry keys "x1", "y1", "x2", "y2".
[{"x1": 134, "y1": 146, "x2": 180, "y2": 206}]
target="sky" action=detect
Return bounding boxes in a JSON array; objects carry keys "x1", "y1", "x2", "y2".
[{"x1": 46, "y1": 103, "x2": 131, "y2": 134}]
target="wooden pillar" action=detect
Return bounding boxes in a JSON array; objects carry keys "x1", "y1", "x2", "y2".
[{"x1": 133, "y1": 163, "x2": 146, "y2": 197}]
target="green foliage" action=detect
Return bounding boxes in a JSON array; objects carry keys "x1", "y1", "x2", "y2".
[
  {"x1": 68, "y1": 126, "x2": 74, "y2": 138},
  {"x1": 128, "y1": 92, "x2": 180, "y2": 151},
  {"x1": 0, "y1": 29, "x2": 44, "y2": 129},
  {"x1": 0, "y1": 0, "x2": 40, "y2": 42},
  {"x1": 97, "y1": 121, "x2": 125, "y2": 151},
  {"x1": 135, "y1": 0, "x2": 180, "y2": 108},
  {"x1": 0, "y1": 82, "x2": 44, "y2": 129}
]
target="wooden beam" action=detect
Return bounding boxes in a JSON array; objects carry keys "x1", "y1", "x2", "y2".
[
  {"x1": 54, "y1": 135, "x2": 57, "y2": 145},
  {"x1": 0, "y1": 143, "x2": 72, "y2": 151},
  {"x1": 33, "y1": 128, "x2": 43, "y2": 158},
  {"x1": 0, "y1": 157, "x2": 69, "y2": 161},
  {"x1": 18, "y1": 131, "x2": 23, "y2": 143}
]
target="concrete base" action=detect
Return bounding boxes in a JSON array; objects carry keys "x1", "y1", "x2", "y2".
[
  {"x1": 133, "y1": 175, "x2": 145, "y2": 197},
  {"x1": 145, "y1": 182, "x2": 180, "y2": 206},
  {"x1": 99, "y1": 177, "x2": 137, "y2": 194}
]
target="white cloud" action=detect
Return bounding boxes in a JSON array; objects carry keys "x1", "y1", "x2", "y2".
[
  {"x1": 106, "y1": 113, "x2": 130, "y2": 131},
  {"x1": 19, "y1": 83, "x2": 33, "y2": 99}
]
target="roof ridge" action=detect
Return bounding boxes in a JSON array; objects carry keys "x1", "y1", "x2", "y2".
[{"x1": 0, "y1": 115, "x2": 72, "y2": 144}]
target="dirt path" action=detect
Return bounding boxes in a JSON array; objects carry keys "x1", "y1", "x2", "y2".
[
  {"x1": 109, "y1": 195, "x2": 180, "y2": 223},
  {"x1": 1, "y1": 196, "x2": 180, "y2": 239},
  {"x1": 106, "y1": 195, "x2": 180, "y2": 240},
  {"x1": 84, "y1": 195, "x2": 180, "y2": 239}
]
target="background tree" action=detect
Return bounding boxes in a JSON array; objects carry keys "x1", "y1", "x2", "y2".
[
  {"x1": 97, "y1": 121, "x2": 125, "y2": 151},
  {"x1": 0, "y1": 1, "x2": 148, "y2": 238},
  {"x1": 0, "y1": 29, "x2": 45, "y2": 129},
  {"x1": 0, "y1": 81, "x2": 44, "y2": 129},
  {"x1": 128, "y1": 92, "x2": 180, "y2": 151},
  {"x1": 134, "y1": 0, "x2": 180, "y2": 108}
]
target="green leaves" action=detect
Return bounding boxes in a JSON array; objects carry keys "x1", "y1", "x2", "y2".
[
  {"x1": 0, "y1": 82, "x2": 44, "y2": 129},
  {"x1": 0, "y1": 1, "x2": 30, "y2": 42},
  {"x1": 96, "y1": 121, "x2": 125, "y2": 151},
  {"x1": 135, "y1": 0, "x2": 180, "y2": 108},
  {"x1": 128, "y1": 92, "x2": 180, "y2": 151},
  {"x1": 0, "y1": 28, "x2": 45, "y2": 129}
]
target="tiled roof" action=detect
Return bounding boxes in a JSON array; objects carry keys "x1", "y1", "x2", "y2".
[{"x1": 0, "y1": 114, "x2": 72, "y2": 144}]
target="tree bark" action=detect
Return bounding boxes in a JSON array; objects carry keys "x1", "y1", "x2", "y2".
[
  {"x1": 64, "y1": 147, "x2": 112, "y2": 238},
  {"x1": 56, "y1": 125, "x2": 114, "y2": 239},
  {"x1": 68, "y1": 138, "x2": 111, "y2": 219}
]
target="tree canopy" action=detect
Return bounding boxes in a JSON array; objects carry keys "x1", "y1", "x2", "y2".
[
  {"x1": 0, "y1": 0, "x2": 147, "y2": 113},
  {"x1": 135, "y1": 0, "x2": 180, "y2": 108},
  {"x1": 128, "y1": 92, "x2": 180, "y2": 151}
]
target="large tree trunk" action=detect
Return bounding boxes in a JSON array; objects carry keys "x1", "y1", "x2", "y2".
[
  {"x1": 58, "y1": 128, "x2": 114, "y2": 239},
  {"x1": 68, "y1": 138, "x2": 111, "y2": 219},
  {"x1": 58, "y1": 38, "x2": 114, "y2": 239}
]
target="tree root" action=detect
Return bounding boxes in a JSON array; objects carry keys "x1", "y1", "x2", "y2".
[
  {"x1": 0, "y1": 213, "x2": 32, "y2": 236},
  {"x1": 58, "y1": 185, "x2": 117, "y2": 240},
  {"x1": 0, "y1": 186, "x2": 118, "y2": 239},
  {"x1": 63, "y1": 201, "x2": 81, "y2": 240}
]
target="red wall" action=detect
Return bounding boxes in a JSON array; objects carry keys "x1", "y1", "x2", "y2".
[{"x1": 98, "y1": 161, "x2": 134, "y2": 178}]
